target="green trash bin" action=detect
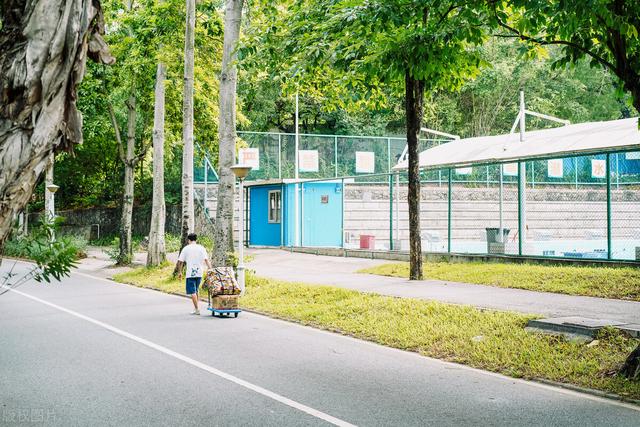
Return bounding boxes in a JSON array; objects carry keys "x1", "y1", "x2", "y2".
[{"x1": 486, "y1": 228, "x2": 510, "y2": 254}]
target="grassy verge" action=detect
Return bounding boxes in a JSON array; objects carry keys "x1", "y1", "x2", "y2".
[
  {"x1": 358, "y1": 262, "x2": 640, "y2": 301},
  {"x1": 113, "y1": 264, "x2": 640, "y2": 400}
]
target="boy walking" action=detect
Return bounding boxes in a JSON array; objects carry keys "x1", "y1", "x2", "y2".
[{"x1": 176, "y1": 233, "x2": 211, "y2": 315}]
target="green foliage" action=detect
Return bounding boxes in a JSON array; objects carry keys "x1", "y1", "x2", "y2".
[
  {"x1": 1, "y1": 221, "x2": 85, "y2": 287},
  {"x1": 45, "y1": 0, "x2": 224, "y2": 211},
  {"x1": 495, "y1": 0, "x2": 640, "y2": 112}
]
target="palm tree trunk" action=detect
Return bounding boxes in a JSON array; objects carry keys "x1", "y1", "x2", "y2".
[
  {"x1": 213, "y1": 0, "x2": 244, "y2": 266},
  {"x1": 180, "y1": 0, "x2": 196, "y2": 249},
  {"x1": 147, "y1": 61, "x2": 167, "y2": 267}
]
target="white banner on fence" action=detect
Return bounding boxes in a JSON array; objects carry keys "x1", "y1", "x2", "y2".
[
  {"x1": 355, "y1": 151, "x2": 375, "y2": 173},
  {"x1": 626, "y1": 151, "x2": 640, "y2": 160},
  {"x1": 455, "y1": 167, "x2": 473, "y2": 175},
  {"x1": 591, "y1": 159, "x2": 606, "y2": 178},
  {"x1": 502, "y1": 163, "x2": 518, "y2": 176},
  {"x1": 239, "y1": 148, "x2": 260, "y2": 171},
  {"x1": 547, "y1": 159, "x2": 563, "y2": 178},
  {"x1": 299, "y1": 150, "x2": 319, "y2": 172}
]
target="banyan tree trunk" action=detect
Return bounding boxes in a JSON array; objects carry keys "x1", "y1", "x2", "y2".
[{"x1": 0, "y1": 0, "x2": 113, "y2": 255}]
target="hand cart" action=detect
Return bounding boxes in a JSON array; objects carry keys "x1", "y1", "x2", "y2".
[{"x1": 207, "y1": 290, "x2": 241, "y2": 318}]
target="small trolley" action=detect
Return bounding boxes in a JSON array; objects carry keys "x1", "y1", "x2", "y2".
[{"x1": 206, "y1": 289, "x2": 241, "y2": 318}]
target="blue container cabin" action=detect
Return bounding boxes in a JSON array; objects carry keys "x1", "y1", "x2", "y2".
[{"x1": 246, "y1": 180, "x2": 343, "y2": 248}]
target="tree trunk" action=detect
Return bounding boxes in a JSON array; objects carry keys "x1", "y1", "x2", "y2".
[
  {"x1": 620, "y1": 344, "x2": 640, "y2": 380},
  {"x1": 147, "y1": 61, "x2": 167, "y2": 267},
  {"x1": 0, "y1": 0, "x2": 113, "y2": 256},
  {"x1": 180, "y1": 0, "x2": 196, "y2": 249},
  {"x1": 118, "y1": 96, "x2": 137, "y2": 265},
  {"x1": 213, "y1": 0, "x2": 244, "y2": 266},
  {"x1": 405, "y1": 70, "x2": 424, "y2": 280}
]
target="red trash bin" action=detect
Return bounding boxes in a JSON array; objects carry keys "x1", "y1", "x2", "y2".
[{"x1": 359, "y1": 235, "x2": 376, "y2": 249}]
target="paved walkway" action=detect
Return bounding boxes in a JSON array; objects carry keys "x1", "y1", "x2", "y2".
[{"x1": 246, "y1": 248, "x2": 640, "y2": 323}]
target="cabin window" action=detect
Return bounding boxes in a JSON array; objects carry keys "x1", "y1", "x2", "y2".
[{"x1": 268, "y1": 190, "x2": 281, "y2": 223}]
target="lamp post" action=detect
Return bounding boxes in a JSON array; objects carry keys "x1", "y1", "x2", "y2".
[
  {"x1": 230, "y1": 164, "x2": 252, "y2": 293},
  {"x1": 46, "y1": 183, "x2": 59, "y2": 241}
]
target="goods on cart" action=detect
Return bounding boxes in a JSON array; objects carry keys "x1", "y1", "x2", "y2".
[{"x1": 202, "y1": 267, "x2": 240, "y2": 295}]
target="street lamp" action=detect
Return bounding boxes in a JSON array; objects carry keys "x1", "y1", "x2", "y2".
[
  {"x1": 230, "y1": 164, "x2": 252, "y2": 293},
  {"x1": 46, "y1": 183, "x2": 59, "y2": 241}
]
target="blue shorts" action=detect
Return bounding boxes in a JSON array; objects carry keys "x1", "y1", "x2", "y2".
[{"x1": 185, "y1": 277, "x2": 202, "y2": 295}]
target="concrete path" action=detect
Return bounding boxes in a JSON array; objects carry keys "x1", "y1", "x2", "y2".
[
  {"x1": 1, "y1": 260, "x2": 638, "y2": 426},
  {"x1": 246, "y1": 249, "x2": 640, "y2": 323}
]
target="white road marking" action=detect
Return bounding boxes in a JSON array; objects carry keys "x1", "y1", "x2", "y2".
[
  {"x1": 5, "y1": 261, "x2": 640, "y2": 413},
  {"x1": 2, "y1": 285, "x2": 357, "y2": 427}
]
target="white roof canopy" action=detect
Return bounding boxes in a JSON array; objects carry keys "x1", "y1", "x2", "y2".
[{"x1": 394, "y1": 117, "x2": 640, "y2": 171}]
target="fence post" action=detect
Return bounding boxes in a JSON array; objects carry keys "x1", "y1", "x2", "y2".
[
  {"x1": 203, "y1": 156, "x2": 208, "y2": 211},
  {"x1": 278, "y1": 133, "x2": 282, "y2": 179},
  {"x1": 448, "y1": 168, "x2": 452, "y2": 253},
  {"x1": 616, "y1": 153, "x2": 620, "y2": 190},
  {"x1": 574, "y1": 157, "x2": 578, "y2": 189},
  {"x1": 606, "y1": 153, "x2": 612, "y2": 259},
  {"x1": 389, "y1": 173, "x2": 394, "y2": 250},
  {"x1": 341, "y1": 177, "x2": 345, "y2": 249},
  {"x1": 335, "y1": 136, "x2": 339, "y2": 178},
  {"x1": 518, "y1": 160, "x2": 524, "y2": 256},
  {"x1": 387, "y1": 138, "x2": 392, "y2": 174}
]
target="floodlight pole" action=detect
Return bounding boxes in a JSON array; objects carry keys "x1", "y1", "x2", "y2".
[
  {"x1": 294, "y1": 91, "x2": 300, "y2": 246},
  {"x1": 518, "y1": 90, "x2": 526, "y2": 245}
]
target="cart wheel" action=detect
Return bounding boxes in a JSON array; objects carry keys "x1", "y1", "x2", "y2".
[{"x1": 234, "y1": 313, "x2": 238, "y2": 318}]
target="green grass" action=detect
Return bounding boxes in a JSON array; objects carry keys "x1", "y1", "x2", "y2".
[
  {"x1": 358, "y1": 262, "x2": 640, "y2": 301},
  {"x1": 114, "y1": 264, "x2": 640, "y2": 400}
]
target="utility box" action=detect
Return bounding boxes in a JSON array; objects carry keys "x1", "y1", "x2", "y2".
[{"x1": 360, "y1": 235, "x2": 376, "y2": 250}]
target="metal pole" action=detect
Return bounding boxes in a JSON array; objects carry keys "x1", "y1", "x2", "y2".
[
  {"x1": 387, "y1": 138, "x2": 391, "y2": 173},
  {"x1": 245, "y1": 185, "x2": 249, "y2": 247},
  {"x1": 486, "y1": 165, "x2": 490, "y2": 188},
  {"x1": 389, "y1": 173, "x2": 393, "y2": 250},
  {"x1": 606, "y1": 153, "x2": 612, "y2": 259},
  {"x1": 335, "y1": 136, "x2": 339, "y2": 178},
  {"x1": 574, "y1": 157, "x2": 578, "y2": 189},
  {"x1": 294, "y1": 91, "x2": 300, "y2": 246},
  {"x1": 519, "y1": 90, "x2": 526, "y2": 244},
  {"x1": 203, "y1": 156, "x2": 208, "y2": 208},
  {"x1": 395, "y1": 173, "x2": 400, "y2": 249},
  {"x1": 341, "y1": 177, "x2": 345, "y2": 248},
  {"x1": 616, "y1": 153, "x2": 620, "y2": 190},
  {"x1": 278, "y1": 133, "x2": 282, "y2": 179},
  {"x1": 448, "y1": 168, "x2": 452, "y2": 253},
  {"x1": 237, "y1": 178, "x2": 246, "y2": 293},
  {"x1": 498, "y1": 165, "x2": 504, "y2": 243},
  {"x1": 300, "y1": 182, "x2": 304, "y2": 246},
  {"x1": 518, "y1": 161, "x2": 524, "y2": 256}
]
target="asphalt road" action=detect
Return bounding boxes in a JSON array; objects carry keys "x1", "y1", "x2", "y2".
[{"x1": 1, "y1": 261, "x2": 638, "y2": 426}]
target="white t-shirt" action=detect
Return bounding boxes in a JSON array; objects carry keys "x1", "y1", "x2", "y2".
[{"x1": 178, "y1": 244, "x2": 209, "y2": 278}]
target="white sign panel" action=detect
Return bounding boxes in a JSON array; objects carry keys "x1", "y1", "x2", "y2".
[
  {"x1": 298, "y1": 150, "x2": 319, "y2": 172},
  {"x1": 591, "y1": 159, "x2": 606, "y2": 178},
  {"x1": 502, "y1": 163, "x2": 518, "y2": 176},
  {"x1": 547, "y1": 159, "x2": 563, "y2": 178},
  {"x1": 238, "y1": 148, "x2": 260, "y2": 171},
  {"x1": 355, "y1": 151, "x2": 375, "y2": 174},
  {"x1": 626, "y1": 151, "x2": 640, "y2": 160},
  {"x1": 455, "y1": 167, "x2": 472, "y2": 175}
]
